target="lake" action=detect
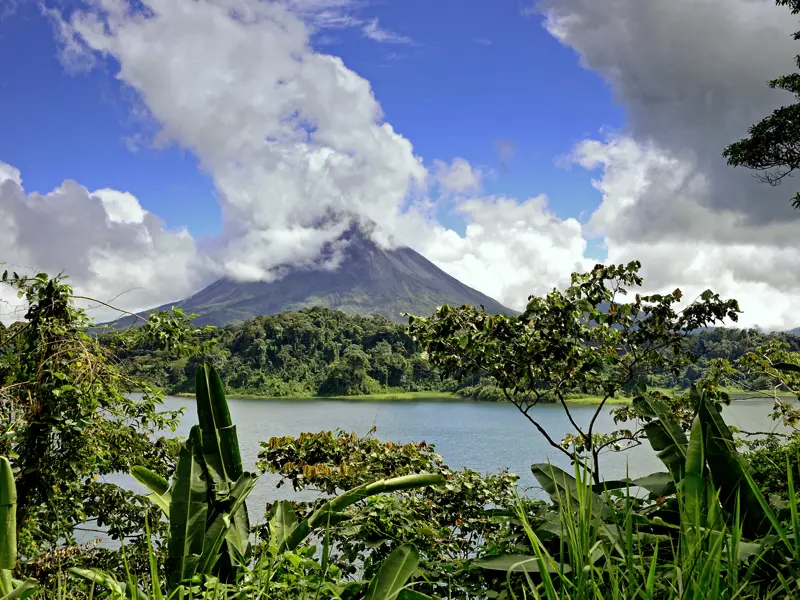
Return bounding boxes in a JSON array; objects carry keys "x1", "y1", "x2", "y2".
[{"x1": 109, "y1": 393, "x2": 792, "y2": 534}]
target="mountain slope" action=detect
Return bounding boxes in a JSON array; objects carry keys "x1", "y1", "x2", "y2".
[{"x1": 121, "y1": 224, "x2": 516, "y2": 327}]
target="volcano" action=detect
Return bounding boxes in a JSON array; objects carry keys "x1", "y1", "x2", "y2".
[{"x1": 119, "y1": 222, "x2": 516, "y2": 327}]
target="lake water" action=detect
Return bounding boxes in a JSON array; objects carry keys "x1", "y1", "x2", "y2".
[{"x1": 108, "y1": 394, "x2": 793, "y2": 536}]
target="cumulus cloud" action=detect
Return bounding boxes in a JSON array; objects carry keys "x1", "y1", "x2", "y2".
[
  {"x1": 538, "y1": 0, "x2": 800, "y2": 231},
  {"x1": 0, "y1": 161, "x2": 204, "y2": 323},
  {"x1": 57, "y1": 0, "x2": 427, "y2": 282},
  {"x1": 32, "y1": 0, "x2": 589, "y2": 318},
  {"x1": 534, "y1": 0, "x2": 800, "y2": 330},
  {"x1": 409, "y1": 196, "x2": 592, "y2": 309},
  {"x1": 431, "y1": 158, "x2": 484, "y2": 194}
]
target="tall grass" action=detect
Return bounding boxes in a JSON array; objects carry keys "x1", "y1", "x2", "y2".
[{"x1": 503, "y1": 460, "x2": 800, "y2": 600}]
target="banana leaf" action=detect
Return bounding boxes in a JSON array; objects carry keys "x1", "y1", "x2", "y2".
[
  {"x1": 195, "y1": 362, "x2": 242, "y2": 491},
  {"x1": 365, "y1": 544, "x2": 420, "y2": 600},
  {"x1": 197, "y1": 472, "x2": 257, "y2": 576},
  {"x1": 269, "y1": 501, "x2": 298, "y2": 550},
  {"x1": 195, "y1": 363, "x2": 251, "y2": 576},
  {"x1": 131, "y1": 466, "x2": 171, "y2": 516},
  {"x1": 635, "y1": 394, "x2": 688, "y2": 482},
  {"x1": 67, "y1": 568, "x2": 148, "y2": 600},
  {"x1": 0, "y1": 457, "x2": 16, "y2": 571},
  {"x1": 696, "y1": 388, "x2": 768, "y2": 536},
  {"x1": 280, "y1": 473, "x2": 445, "y2": 552},
  {"x1": 475, "y1": 554, "x2": 572, "y2": 574},
  {"x1": 166, "y1": 426, "x2": 208, "y2": 592},
  {"x1": 531, "y1": 463, "x2": 610, "y2": 519},
  {"x1": 684, "y1": 415, "x2": 707, "y2": 531},
  {"x1": 0, "y1": 578, "x2": 40, "y2": 600},
  {"x1": 591, "y1": 472, "x2": 675, "y2": 498}
]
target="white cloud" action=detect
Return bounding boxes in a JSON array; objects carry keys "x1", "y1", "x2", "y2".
[
  {"x1": 412, "y1": 196, "x2": 592, "y2": 309},
  {"x1": 540, "y1": 0, "x2": 799, "y2": 229},
  {"x1": 569, "y1": 134, "x2": 800, "y2": 331},
  {"x1": 431, "y1": 157, "x2": 484, "y2": 194},
  {"x1": 19, "y1": 0, "x2": 800, "y2": 333},
  {"x1": 49, "y1": 0, "x2": 587, "y2": 316},
  {"x1": 0, "y1": 162, "x2": 22, "y2": 186},
  {"x1": 532, "y1": 0, "x2": 800, "y2": 331},
  {"x1": 0, "y1": 161, "x2": 204, "y2": 324},
  {"x1": 361, "y1": 18, "x2": 413, "y2": 44},
  {"x1": 59, "y1": 0, "x2": 426, "y2": 282}
]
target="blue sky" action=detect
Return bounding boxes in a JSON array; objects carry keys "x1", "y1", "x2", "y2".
[
  {"x1": 4, "y1": 0, "x2": 795, "y2": 330},
  {"x1": 0, "y1": 0, "x2": 622, "y2": 239}
]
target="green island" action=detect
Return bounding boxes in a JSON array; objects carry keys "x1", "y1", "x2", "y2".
[{"x1": 115, "y1": 305, "x2": 800, "y2": 406}]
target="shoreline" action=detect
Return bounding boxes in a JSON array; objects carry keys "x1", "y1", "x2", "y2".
[
  {"x1": 169, "y1": 386, "x2": 798, "y2": 404},
  {"x1": 173, "y1": 392, "x2": 633, "y2": 404},
  {"x1": 173, "y1": 390, "x2": 462, "y2": 402}
]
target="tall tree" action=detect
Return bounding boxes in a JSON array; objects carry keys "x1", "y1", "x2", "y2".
[
  {"x1": 723, "y1": 0, "x2": 800, "y2": 208},
  {"x1": 408, "y1": 262, "x2": 740, "y2": 483}
]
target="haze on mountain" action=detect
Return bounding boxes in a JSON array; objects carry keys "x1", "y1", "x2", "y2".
[{"x1": 112, "y1": 220, "x2": 515, "y2": 327}]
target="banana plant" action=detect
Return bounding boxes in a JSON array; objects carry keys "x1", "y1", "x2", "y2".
[
  {"x1": 0, "y1": 456, "x2": 39, "y2": 600},
  {"x1": 131, "y1": 362, "x2": 258, "y2": 593},
  {"x1": 364, "y1": 544, "x2": 433, "y2": 600},
  {"x1": 638, "y1": 385, "x2": 769, "y2": 537}
]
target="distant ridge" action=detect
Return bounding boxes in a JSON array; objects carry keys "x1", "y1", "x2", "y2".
[{"x1": 114, "y1": 221, "x2": 517, "y2": 327}]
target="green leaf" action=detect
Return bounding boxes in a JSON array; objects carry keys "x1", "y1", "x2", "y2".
[
  {"x1": 131, "y1": 466, "x2": 169, "y2": 496},
  {"x1": 0, "y1": 458, "x2": 17, "y2": 571},
  {"x1": 195, "y1": 362, "x2": 242, "y2": 489},
  {"x1": 281, "y1": 473, "x2": 444, "y2": 552},
  {"x1": 68, "y1": 568, "x2": 125, "y2": 597},
  {"x1": 531, "y1": 463, "x2": 609, "y2": 518},
  {"x1": 365, "y1": 544, "x2": 420, "y2": 600},
  {"x1": 197, "y1": 472, "x2": 257, "y2": 576},
  {"x1": 166, "y1": 426, "x2": 208, "y2": 592},
  {"x1": 696, "y1": 387, "x2": 768, "y2": 536},
  {"x1": 591, "y1": 472, "x2": 675, "y2": 497},
  {"x1": 0, "y1": 578, "x2": 39, "y2": 600},
  {"x1": 474, "y1": 554, "x2": 572, "y2": 574},
  {"x1": 684, "y1": 416, "x2": 707, "y2": 530},
  {"x1": 269, "y1": 501, "x2": 298, "y2": 550},
  {"x1": 131, "y1": 466, "x2": 171, "y2": 516},
  {"x1": 195, "y1": 362, "x2": 251, "y2": 569},
  {"x1": 635, "y1": 394, "x2": 688, "y2": 482}
]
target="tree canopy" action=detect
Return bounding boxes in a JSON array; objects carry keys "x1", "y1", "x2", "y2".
[{"x1": 723, "y1": 0, "x2": 800, "y2": 208}]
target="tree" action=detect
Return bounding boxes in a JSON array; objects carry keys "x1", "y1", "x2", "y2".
[
  {"x1": 0, "y1": 270, "x2": 205, "y2": 575},
  {"x1": 722, "y1": 0, "x2": 800, "y2": 208},
  {"x1": 408, "y1": 262, "x2": 740, "y2": 483},
  {"x1": 319, "y1": 344, "x2": 379, "y2": 395}
]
